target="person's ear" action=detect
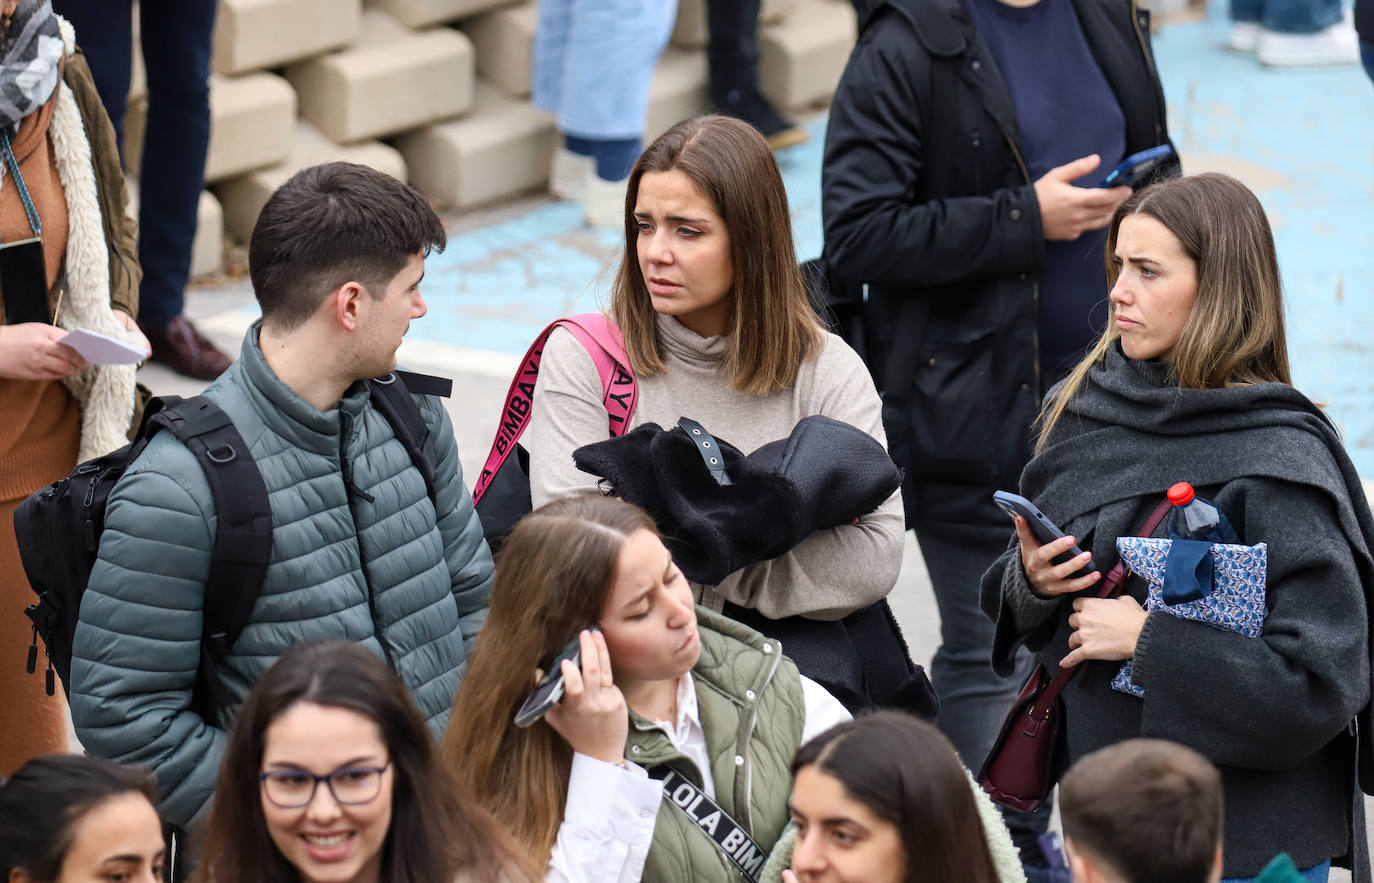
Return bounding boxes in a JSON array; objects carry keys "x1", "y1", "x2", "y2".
[
  {"x1": 333, "y1": 281, "x2": 368, "y2": 332},
  {"x1": 1063, "y1": 837, "x2": 1098, "y2": 883},
  {"x1": 11, "y1": 867, "x2": 35, "y2": 883}
]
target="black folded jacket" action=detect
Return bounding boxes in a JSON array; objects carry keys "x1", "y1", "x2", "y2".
[{"x1": 572, "y1": 415, "x2": 902, "y2": 584}]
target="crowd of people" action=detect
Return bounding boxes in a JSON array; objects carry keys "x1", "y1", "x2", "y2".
[{"x1": 0, "y1": 0, "x2": 1371, "y2": 882}]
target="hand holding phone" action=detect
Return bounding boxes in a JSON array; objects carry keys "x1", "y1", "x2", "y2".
[
  {"x1": 993, "y1": 491, "x2": 1101, "y2": 597},
  {"x1": 538, "y1": 628, "x2": 628, "y2": 765}
]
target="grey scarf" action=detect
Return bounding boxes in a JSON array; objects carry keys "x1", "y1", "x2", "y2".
[{"x1": 0, "y1": 1, "x2": 61, "y2": 132}]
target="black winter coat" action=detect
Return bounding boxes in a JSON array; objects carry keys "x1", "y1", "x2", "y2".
[{"x1": 822, "y1": 0, "x2": 1176, "y2": 526}]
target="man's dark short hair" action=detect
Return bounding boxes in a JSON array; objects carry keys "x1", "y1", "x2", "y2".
[
  {"x1": 1060, "y1": 739, "x2": 1223, "y2": 883},
  {"x1": 249, "y1": 162, "x2": 446, "y2": 331}
]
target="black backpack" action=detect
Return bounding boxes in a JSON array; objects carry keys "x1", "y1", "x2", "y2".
[{"x1": 13, "y1": 369, "x2": 450, "y2": 715}]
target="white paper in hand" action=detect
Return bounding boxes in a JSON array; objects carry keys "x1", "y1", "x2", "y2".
[{"x1": 60, "y1": 327, "x2": 148, "y2": 365}]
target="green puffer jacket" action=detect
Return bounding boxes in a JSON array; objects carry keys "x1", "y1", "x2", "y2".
[
  {"x1": 630, "y1": 609, "x2": 807, "y2": 883},
  {"x1": 70, "y1": 325, "x2": 494, "y2": 830}
]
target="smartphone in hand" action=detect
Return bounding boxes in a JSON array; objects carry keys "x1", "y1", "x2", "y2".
[
  {"x1": 514, "y1": 631, "x2": 589, "y2": 728},
  {"x1": 1097, "y1": 145, "x2": 1175, "y2": 189},
  {"x1": 993, "y1": 491, "x2": 1092, "y2": 569}
]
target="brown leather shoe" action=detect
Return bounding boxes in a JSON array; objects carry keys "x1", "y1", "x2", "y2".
[{"x1": 141, "y1": 315, "x2": 233, "y2": 380}]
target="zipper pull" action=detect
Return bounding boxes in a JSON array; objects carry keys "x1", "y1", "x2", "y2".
[{"x1": 26, "y1": 626, "x2": 38, "y2": 674}]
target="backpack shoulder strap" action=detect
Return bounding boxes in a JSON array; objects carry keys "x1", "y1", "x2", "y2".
[
  {"x1": 366, "y1": 370, "x2": 450, "y2": 507},
  {"x1": 472, "y1": 314, "x2": 637, "y2": 504},
  {"x1": 148, "y1": 396, "x2": 273, "y2": 709}
]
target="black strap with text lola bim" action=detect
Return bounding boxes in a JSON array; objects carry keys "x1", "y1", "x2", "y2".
[{"x1": 648, "y1": 765, "x2": 766, "y2": 882}]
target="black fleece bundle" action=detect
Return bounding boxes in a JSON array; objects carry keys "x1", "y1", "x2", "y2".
[{"x1": 573, "y1": 415, "x2": 902, "y2": 584}]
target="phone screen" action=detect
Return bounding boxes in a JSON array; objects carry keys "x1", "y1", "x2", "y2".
[{"x1": 0, "y1": 237, "x2": 49, "y2": 325}]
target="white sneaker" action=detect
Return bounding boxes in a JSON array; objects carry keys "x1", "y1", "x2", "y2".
[
  {"x1": 1228, "y1": 21, "x2": 1260, "y2": 52},
  {"x1": 584, "y1": 174, "x2": 627, "y2": 229},
  {"x1": 550, "y1": 147, "x2": 594, "y2": 201},
  {"x1": 1256, "y1": 20, "x2": 1359, "y2": 67}
]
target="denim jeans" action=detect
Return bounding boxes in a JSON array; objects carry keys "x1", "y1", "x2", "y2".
[
  {"x1": 1223, "y1": 860, "x2": 1330, "y2": 882},
  {"x1": 913, "y1": 518, "x2": 1050, "y2": 857},
  {"x1": 53, "y1": 0, "x2": 216, "y2": 332},
  {"x1": 1230, "y1": 0, "x2": 1343, "y2": 33},
  {"x1": 532, "y1": 0, "x2": 676, "y2": 142},
  {"x1": 1361, "y1": 41, "x2": 1374, "y2": 83}
]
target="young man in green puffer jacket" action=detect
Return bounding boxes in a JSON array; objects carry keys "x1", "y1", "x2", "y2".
[{"x1": 69, "y1": 163, "x2": 493, "y2": 832}]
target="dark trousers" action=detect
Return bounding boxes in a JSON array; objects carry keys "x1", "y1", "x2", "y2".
[
  {"x1": 54, "y1": 0, "x2": 216, "y2": 331},
  {"x1": 913, "y1": 518, "x2": 1053, "y2": 860},
  {"x1": 704, "y1": 0, "x2": 762, "y2": 104}
]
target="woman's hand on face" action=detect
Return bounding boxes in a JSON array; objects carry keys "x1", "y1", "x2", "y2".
[
  {"x1": 1061, "y1": 596, "x2": 1148, "y2": 667},
  {"x1": 1016, "y1": 516, "x2": 1100, "y2": 597},
  {"x1": 542, "y1": 629, "x2": 629, "y2": 766},
  {"x1": 0, "y1": 322, "x2": 87, "y2": 380}
]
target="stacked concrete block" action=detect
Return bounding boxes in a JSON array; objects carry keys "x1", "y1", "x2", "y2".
[
  {"x1": 213, "y1": 0, "x2": 362, "y2": 75},
  {"x1": 363, "y1": 0, "x2": 518, "y2": 28},
  {"x1": 215, "y1": 120, "x2": 408, "y2": 241},
  {"x1": 462, "y1": 1, "x2": 537, "y2": 97},
  {"x1": 286, "y1": 9, "x2": 474, "y2": 143},
  {"x1": 645, "y1": 49, "x2": 710, "y2": 142},
  {"x1": 759, "y1": 0, "x2": 857, "y2": 109},
  {"x1": 122, "y1": 71, "x2": 296, "y2": 185},
  {"x1": 396, "y1": 83, "x2": 554, "y2": 209},
  {"x1": 126, "y1": 181, "x2": 226, "y2": 278},
  {"x1": 671, "y1": 0, "x2": 800, "y2": 50}
]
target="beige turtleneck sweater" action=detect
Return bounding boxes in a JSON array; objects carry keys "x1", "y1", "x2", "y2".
[{"x1": 524, "y1": 313, "x2": 905, "y2": 621}]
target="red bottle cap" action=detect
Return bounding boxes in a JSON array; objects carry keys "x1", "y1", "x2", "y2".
[{"x1": 1167, "y1": 482, "x2": 1195, "y2": 506}]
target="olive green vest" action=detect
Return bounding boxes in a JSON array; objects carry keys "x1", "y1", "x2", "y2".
[{"x1": 629, "y1": 609, "x2": 807, "y2": 883}]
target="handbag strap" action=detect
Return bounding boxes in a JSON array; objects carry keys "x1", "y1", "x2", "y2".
[
  {"x1": 471, "y1": 314, "x2": 636, "y2": 503},
  {"x1": 1028, "y1": 497, "x2": 1173, "y2": 717}
]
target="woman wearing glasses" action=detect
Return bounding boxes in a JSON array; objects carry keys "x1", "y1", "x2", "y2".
[{"x1": 193, "y1": 641, "x2": 538, "y2": 883}]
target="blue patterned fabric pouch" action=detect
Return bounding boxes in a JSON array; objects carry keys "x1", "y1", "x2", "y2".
[{"x1": 1111, "y1": 537, "x2": 1268, "y2": 697}]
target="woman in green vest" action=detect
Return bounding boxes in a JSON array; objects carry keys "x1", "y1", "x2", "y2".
[{"x1": 442, "y1": 495, "x2": 851, "y2": 882}]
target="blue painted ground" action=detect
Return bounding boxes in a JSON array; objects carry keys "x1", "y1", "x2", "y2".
[{"x1": 217, "y1": 8, "x2": 1374, "y2": 470}]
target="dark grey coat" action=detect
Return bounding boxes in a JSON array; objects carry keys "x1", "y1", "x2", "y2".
[{"x1": 982, "y1": 344, "x2": 1373, "y2": 879}]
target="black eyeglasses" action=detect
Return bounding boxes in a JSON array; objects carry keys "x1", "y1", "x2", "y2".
[{"x1": 258, "y1": 760, "x2": 392, "y2": 809}]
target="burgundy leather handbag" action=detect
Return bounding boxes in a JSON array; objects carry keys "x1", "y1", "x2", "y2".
[{"x1": 978, "y1": 498, "x2": 1172, "y2": 812}]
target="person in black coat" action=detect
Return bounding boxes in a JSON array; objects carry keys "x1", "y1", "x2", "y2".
[{"x1": 821, "y1": 0, "x2": 1175, "y2": 875}]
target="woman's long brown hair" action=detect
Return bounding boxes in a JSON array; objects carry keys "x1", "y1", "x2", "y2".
[
  {"x1": 1038, "y1": 173, "x2": 1291, "y2": 448},
  {"x1": 192, "y1": 641, "x2": 539, "y2": 883},
  {"x1": 441, "y1": 496, "x2": 659, "y2": 866},
  {"x1": 792, "y1": 711, "x2": 1002, "y2": 883},
  {"x1": 611, "y1": 114, "x2": 824, "y2": 395}
]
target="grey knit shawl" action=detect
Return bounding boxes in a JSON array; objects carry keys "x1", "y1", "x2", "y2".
[
  {"x1": 0, "y1": 1, "x2": 61, "y2": 131},
  {"x1": 1022, "y1": 341, "x2": 1374, "y2": 793}
]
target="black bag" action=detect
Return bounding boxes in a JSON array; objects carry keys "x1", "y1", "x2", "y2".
[{"x1": 13, "y1": 370, "x2": 447, "y2": 713}]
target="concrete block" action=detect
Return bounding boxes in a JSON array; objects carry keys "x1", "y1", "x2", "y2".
[
  {"x1": 395, "y1": 81, "x2": 554, "y2": 209},
  {"x1": 671, "y1": 0, "x2": 797, "y2": 49},
  {"x1": 759, "y1": 0, "x2": 856, "y2": 109},
  {"x1": 645, "y1": 48, "x2": 709, "y2": 142},
  {"x1": 122, "y1": 71, "x2": 296, "y2": 184},
  {"x1": 125, "y1": 181, "x2": 225, "y2": 278},
  {"x1": 213, "y1": 0, "x2": 362, "y2": 75},
  {"x1": 363, "y1": 0, "x2": 518, "y2": 28},
  {"x1": 286, "y1": 10, "x2": 475, "y2": 143},
  {"x1": 215, "y1": 120, "x2": 408, "y2": 241},
  {"x1": 461, "y1": 1, "x2": 535, "y2": 97}
]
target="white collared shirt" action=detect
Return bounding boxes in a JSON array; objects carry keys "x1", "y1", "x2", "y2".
[{"x1": 545, "y1": 674, "x2": 850, "y2": 883}]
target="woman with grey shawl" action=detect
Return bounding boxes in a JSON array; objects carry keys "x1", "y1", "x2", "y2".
[
  {"x1": 981, "y1": 174, "x2": 1374, "y2": 883},
  {"x1": 0, "y1": 0, "x2": 145, "y2": 773}
]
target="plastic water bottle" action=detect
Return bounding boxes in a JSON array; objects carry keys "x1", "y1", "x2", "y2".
[{"x1": 1166, "y1": 482, "x2": 1237, "y2": 543}]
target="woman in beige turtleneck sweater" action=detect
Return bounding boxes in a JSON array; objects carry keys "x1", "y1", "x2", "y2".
[{"x1": 524, "y1": 116, "x2": 905, "y2": 696}]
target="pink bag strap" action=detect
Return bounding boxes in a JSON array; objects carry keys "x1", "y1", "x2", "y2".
[{"x1": 472, "y1": 314, "x2": 637, "y2": 504}]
